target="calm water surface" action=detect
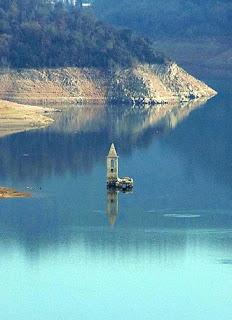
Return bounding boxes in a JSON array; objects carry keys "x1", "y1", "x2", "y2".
[{"x1": 0, "y1": 78, "x2": 232, "y2": 319}]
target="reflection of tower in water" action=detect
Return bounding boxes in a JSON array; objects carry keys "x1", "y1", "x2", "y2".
[
  {"x1": 106, "y1": 190, "x2": 119, "y2": 227},
  {"x1": 106, "y1": 143, "x2": 133, "y2": 226}
]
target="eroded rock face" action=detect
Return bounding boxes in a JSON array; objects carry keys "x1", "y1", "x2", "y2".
[
  {"x1": 0, "y1": 63, "x2": 216, "y2": 105},
  {"x1": 109, "y1": 63, "x2": 217, "y2": 104},
  {"x1": 0, "y1": 68, "x2": 109, "y2": 105}
]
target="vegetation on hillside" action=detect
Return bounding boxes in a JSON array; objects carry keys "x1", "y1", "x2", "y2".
[
  {"x1": 0, "y1": 0, "x2": 167, "y2": 68},
  {"x1": 95, "y1": 0, "x2": 232, "y2": 39}
]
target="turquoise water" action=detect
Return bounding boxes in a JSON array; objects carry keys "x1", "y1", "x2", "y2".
[{"x1": 0, "y1": 78, "x2": 232, "y2": 319}]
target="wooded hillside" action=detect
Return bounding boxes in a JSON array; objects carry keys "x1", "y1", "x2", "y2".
[
  {"x1": 95, "y1": 0, "x2": 232, "y2": 39},
  {"x1": 0, "y1": 0, "x2": 167, "y2": 68}
]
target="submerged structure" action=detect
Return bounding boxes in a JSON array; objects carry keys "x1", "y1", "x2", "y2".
[{"x1": 107, "y1": 143, "x2": 133, "y2": 191}]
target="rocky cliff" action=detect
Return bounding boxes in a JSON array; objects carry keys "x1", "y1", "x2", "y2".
[{"x1": 0, "y1": 63, "x2": 216, "y2": 106}]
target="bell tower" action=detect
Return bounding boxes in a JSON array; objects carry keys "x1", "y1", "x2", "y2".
[{"x1": 107, "y1": 143, "x2": 119, "y2": 182}]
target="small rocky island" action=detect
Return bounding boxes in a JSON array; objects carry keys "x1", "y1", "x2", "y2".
[{"x1": 0, "y1": 187, "x2": 31, "y2": 199}]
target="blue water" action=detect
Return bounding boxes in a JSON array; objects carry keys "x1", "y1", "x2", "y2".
[{"x1": 0, "y1": 78, "x2": 232, "y2": 319}]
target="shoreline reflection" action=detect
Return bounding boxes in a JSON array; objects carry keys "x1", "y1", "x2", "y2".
[{"x1": 0, "y1": 99, "x2": 206, "y2": 182}]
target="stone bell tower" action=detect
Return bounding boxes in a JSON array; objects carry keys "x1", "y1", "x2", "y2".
[{"x1": 107, "y1": 143, "x2": 119, "y2": 182}]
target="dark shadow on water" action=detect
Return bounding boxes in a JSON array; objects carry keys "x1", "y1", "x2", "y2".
[{"x1": 1, "y1": 195, "x2": 232, "y2": 258}]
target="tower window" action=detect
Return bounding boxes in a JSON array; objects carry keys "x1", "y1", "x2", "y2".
[{"x1": 111, "y1": 159, "x2": 115, "y2": 169}]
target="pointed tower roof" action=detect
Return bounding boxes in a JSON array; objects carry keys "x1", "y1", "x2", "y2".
[{"x1": 108, "y1": 143, "x2": 118, "y2": 157}]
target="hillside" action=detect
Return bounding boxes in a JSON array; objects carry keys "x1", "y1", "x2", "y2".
[
  {"x1": 95, "y1": 0, "x2": 232, "y2": 39},
  {"x1": 94, "y1": 0, "x2": 232, "y2": 75},
  {"x1": 0, "y1": 1, "x2": 217, "y2": 107},
  {"x1": 0, "y1": 0, "x2": 166, "y2": 68}
]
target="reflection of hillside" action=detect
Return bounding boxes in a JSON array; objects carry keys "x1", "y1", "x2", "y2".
[
  {"x1": 52, "y1": 99, "x2": 207, "y2": 136},
  {"x1": 164, "y1": 96, "x2": 232, "y2": 189},
  {"x1": 1, "y1": 204, "x2": 232, "y2": 258},
  {"x1": 0, "y1": 100, "x2": 206, "y2": 182}
]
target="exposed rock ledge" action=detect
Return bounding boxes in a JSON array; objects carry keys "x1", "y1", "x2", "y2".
[{"x1": 0, "y1": 63, "x2": 216, "y2": 106}]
